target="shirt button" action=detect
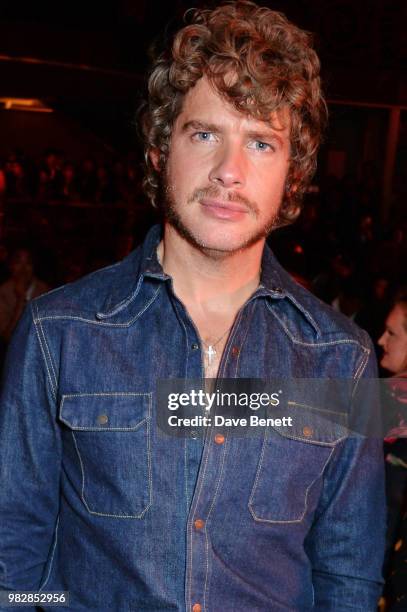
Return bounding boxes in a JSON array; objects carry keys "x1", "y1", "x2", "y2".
[
  {"x1": 97, "y1": 414, "x2": 109, "y2": 425},
  {"x1": 194, "y1": 518, "x2": 205, "y2": 530},
  {"x1": 231, "y1": 346, "x2": 240, "y2": 357},
  {"x1": 302, "y1": 426, "x2": 313, "y2": 438},
  {"x1": 191, "y1": 343, "x2": 199, "y2": 350},
  {"x1": 214, "y1": 433, "x2": 225, "y2": 444},
  {"x1": 192, "y1": 604, "x2": 202, "y2": 612}
]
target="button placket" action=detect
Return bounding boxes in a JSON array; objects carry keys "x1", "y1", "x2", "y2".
[{"x1": 186, "y1": 304, "x2": 252, "y2": 610}]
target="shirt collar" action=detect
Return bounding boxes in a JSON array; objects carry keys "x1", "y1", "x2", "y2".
[
  {"x1": 96, "y1": 224, "x2": 319, "y2": 336},
  {"x1": 139, "y1": 224, "x2": 170, "y2": 281},
  {"x1": 247, "y1": 242, "x2": 320, "y2": 336}
]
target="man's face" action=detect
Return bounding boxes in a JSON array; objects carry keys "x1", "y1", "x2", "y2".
[
  {"x1": 10, "y1": 250, "x2": 33, "y2": 282},
  {"x1": 158, "y1": 77, "x2": 291, "y2": 254}
]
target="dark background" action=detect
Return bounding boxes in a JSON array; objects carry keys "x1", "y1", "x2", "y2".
[
  {"x1": 0, "y1": 0, "x2": 406, "y2": 289},
  {"x1": 1, "y1": 1, "x2": 406, "y2": 146}
]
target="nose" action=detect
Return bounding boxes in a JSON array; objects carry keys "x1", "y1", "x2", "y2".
[
  {"x1": 209, "y1": 143, "x2": 246, "y2": 188},
  {"x1": 378, "y1": 331, "x2": 386, "y2": 347}
]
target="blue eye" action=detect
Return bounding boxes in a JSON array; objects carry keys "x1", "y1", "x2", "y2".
[
  {"x1": 194, "y1": 131, "x2": 216, "y2": 142},
  {"x1": 248, "y1": 140, "x2": 272, "y2": 152}
]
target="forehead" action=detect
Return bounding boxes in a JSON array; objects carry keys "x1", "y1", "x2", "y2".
[
  {"x1": 388, "y1": 305, "x2": 407, "y2": 332},
  {"x1": 176, "y1": 76, "x2": 290, "y2": 135}
]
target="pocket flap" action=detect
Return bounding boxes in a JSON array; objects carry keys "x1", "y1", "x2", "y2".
[
  {"x1": 270, "y1": 401, "x2": 349, "y2": 445},
  {"x1": 59, "y1": 393, "x2": 151, "y2": 431}
]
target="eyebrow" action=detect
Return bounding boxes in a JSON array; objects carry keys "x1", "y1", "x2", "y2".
[
  {"x1": 181, "y1": 120, "x2": 221, "y2": 133},
  {"x1": 246, "y1": 130, "x2": 285, "y2": 147},
  {"x1": 181, "y1": 120, "x2": 285, "y2": 146}
]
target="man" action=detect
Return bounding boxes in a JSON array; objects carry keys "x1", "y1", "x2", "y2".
[
  {"x1": 0, "y1": 2, "x2": 385, "y2": 610},
  {"x1": 0, "y1": 248, "x2": 49, "y2": 343}
]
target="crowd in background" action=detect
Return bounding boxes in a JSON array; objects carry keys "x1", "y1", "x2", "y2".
[
  {"x1": 0, "y1": 146, "x2": 406, "y2": 610},
  {"x1": 0, "y1": 148, "x2": 144, "y2": 205},
  {"x1": 0, "y1": 148, "x2": 406, "y2": 342}
]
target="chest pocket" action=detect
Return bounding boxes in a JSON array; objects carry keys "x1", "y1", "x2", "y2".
[
  {"x1": 248, "y1": 402, "x2": 348, "y2": 523},
  {"x1": 60, "y1": 392, "x2": 152, "y2": 519}
]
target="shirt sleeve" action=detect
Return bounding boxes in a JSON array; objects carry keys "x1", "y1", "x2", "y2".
[
  {"x1": 0, "y1": 302, "x2": 61, "y2": 604},
  {"x1": 305, "y1": 336, "x2": 386, "y2": 611}
]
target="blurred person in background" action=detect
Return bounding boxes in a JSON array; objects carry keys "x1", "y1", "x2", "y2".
[
  {"x1": 355, "y1": 275, "x2": 391, "y2": 357},
  {"x1": 4, "y1": 154, "x2": 30, "y2": 199},
  {"x1": 78, "y1": 158, "x2": 97, "y2": 202},
  {"x1": 38, "y1": 149, "x2": 64, "y2": 201},
  {"x1": 0, "y1": 247, "x2": 49, "y2": 344},
  {"x1": 60, "y1": 162, "x2": 80, "y2": 202},
  {"x1": 95, "y1": 163, "x2": 117, "y2": 204},
  {"x1": 378, "y1": 291, "x2": 407, "y2": 610},
  {"x1": 379, "y1": 292, "x2": 407, "y2": 380}
]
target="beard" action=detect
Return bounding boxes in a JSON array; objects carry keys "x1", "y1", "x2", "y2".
[{"x1": 160, "y1": 171, "x2": 280, "y2": 257}]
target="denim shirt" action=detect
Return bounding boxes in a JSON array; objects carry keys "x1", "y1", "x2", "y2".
[{"x1": 0, "y1": 225, "x2": 385, "y2": 611}]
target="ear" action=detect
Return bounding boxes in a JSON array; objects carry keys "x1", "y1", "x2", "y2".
[
  {"x1": 149, "y1": 148, "x2": 161, "y2": 172},
  {"x1": 291, "y1": 182, "x2": 298, "y2": 194},
  {"x1": 285, "y1": 175, "x2": 300, "y2": 196}
]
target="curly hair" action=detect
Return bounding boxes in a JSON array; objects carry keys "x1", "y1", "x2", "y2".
[{"x1": 141, "y1": 0, "x2": 327, "y2": 225}]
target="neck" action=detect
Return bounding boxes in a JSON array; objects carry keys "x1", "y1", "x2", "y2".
[{"x1": 159, "y1": 223, "x2": 264, "y2": 311}]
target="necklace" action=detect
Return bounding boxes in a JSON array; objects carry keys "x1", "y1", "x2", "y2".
[{"x1": 201, "y1": 327, "x2": 232, "y2": 365}]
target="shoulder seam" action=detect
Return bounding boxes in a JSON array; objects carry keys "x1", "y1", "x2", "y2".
[
  {"x1": 34, "y1": 285, "x2": 162, "y2": 328},
  {"x1": 31, "y1": 302, "x2": 57, "y2": 400},
  {"x1": 266, "y1": 302, "x2": 368, "y2": 348}
]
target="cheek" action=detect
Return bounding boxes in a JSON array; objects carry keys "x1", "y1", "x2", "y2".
[
  {"x1": 259, "y1": 163, "x2": 288, "y2": 193},
  {"x1": 401, "y1": 339, "x2": 407, "y2": 366},
  {"x1": 390, "y1": 340, "x2": 407, "y2": 368},
  {"x1": 167, "y1": 150, "x2": 194, "y2": 192},
  {"x1": 169, "y1": 154, "x2": 209, "y2": 202}
]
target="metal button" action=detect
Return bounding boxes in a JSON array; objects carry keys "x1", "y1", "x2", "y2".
[
  {"x1": 97, "y1": 414, "x2": 109, "y2": 425},
  {"x1": 302, "y1": 426, "x2": 313, "y2": 438},
  {"x1": 192, "y1": 605, "x2": 202, "y2": 612},
  {"x1": 191, "y1": 343, "x2": 199, "y2": 350},
  {"x1": 194, "y1": 518, "x2": 205, "y2": 530},
  {"x1": 190, "y1": 430, "x2": 198, "y2": 440},
  {"x1": 214, "y1": 433, "x2": 225, "y2": 445},
  {"x1": 231, "y1": 346, "x2": 240, "y2": 357},
  {"x1": 272, "y1": 286, "x2": 283, "y2": 293}
]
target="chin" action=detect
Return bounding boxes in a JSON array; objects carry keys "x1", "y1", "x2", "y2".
[
  {"x1": 191, "y1": 221, "x2": 269, "y2": 251},
  {"x1": 198, "y1": 228, "x2": 247, "y2": 247},
  {"x1": 381, "y1": 360, "x2": 397, "y2": 375},
  {"x1": 197, "y1": 232, "x2": 264, "y2": 255},
  {"x1": 380, "y1": 358, "x2": 390, "y2": 371}
]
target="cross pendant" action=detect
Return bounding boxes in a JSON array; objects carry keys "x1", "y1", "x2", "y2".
[{"x1": 205, "y1": 345, "x2": 217, "y2": 364}]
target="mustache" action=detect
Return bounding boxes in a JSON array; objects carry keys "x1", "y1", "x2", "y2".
[{"x1": 187, "y1": 185, "x2": 258, "y2": 214}]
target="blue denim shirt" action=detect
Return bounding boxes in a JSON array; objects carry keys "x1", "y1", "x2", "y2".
[{"x1": 0, "y1": 225, "x2": 385, "y2": 611}]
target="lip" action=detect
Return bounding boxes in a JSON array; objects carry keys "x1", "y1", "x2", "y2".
[{"x1": 200, "y1": 198, "x2": 249, "y2": 221}]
